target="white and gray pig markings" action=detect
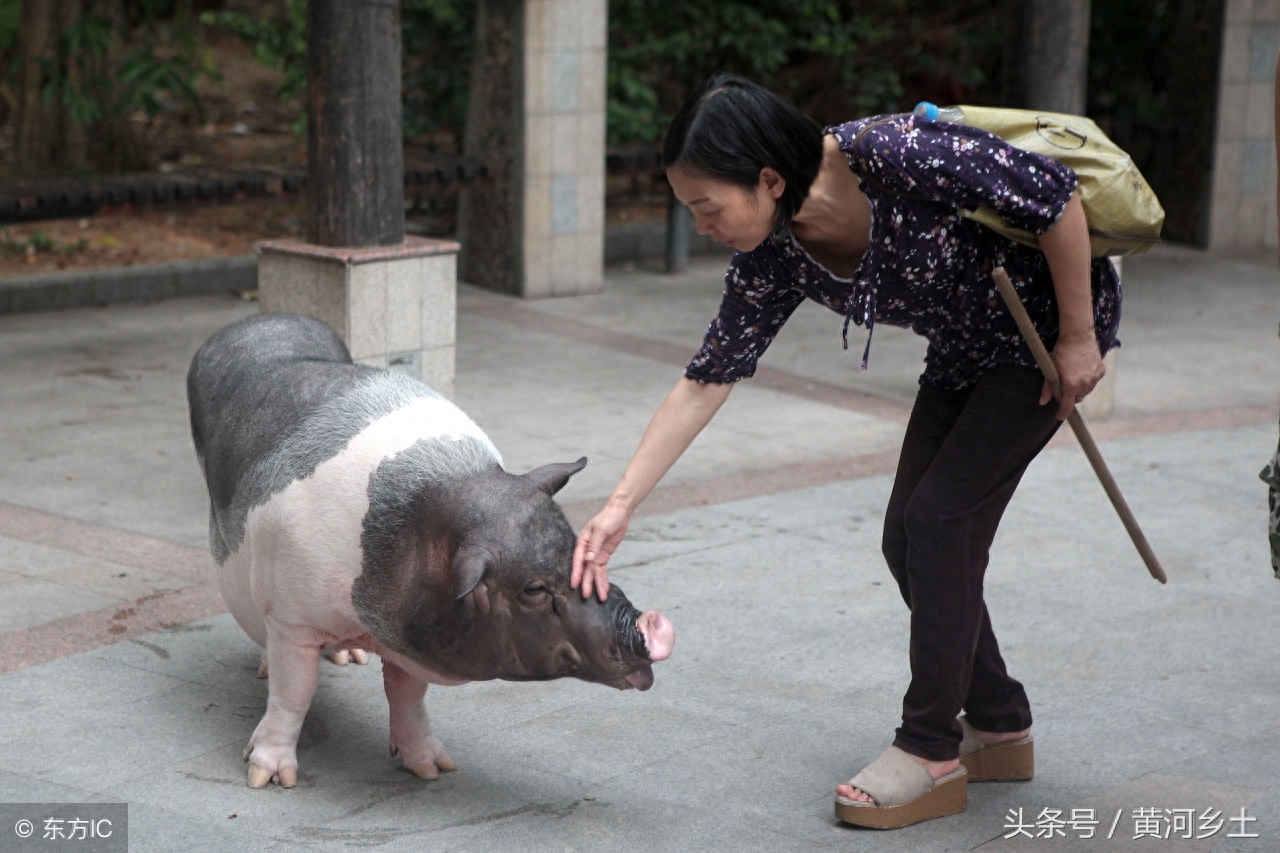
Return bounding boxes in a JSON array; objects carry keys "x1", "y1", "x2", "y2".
[{"x1": 187, "y1": 313, "x2": 674, "y2": 789}]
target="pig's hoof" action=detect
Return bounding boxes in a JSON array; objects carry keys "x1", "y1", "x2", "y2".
[
  {"x1": 247, "y1": 764, "x2": 297, "y2": 788},
  {"x1": 256, "y1": 658, "x2": 269, "y2": 679},
  {"x1": 391, "y1": 738, "x2": 456, "y2": 778},
  {"x1": 350, "y1": 648, "x2": 369, "y2": 665},
  {"x1": 409, "y1": 761, "x2": 441, "y2": 780}
]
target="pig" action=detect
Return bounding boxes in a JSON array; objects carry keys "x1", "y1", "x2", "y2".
[{"x1": 187, "y1": 313, "x2": 674, "y2": 789}]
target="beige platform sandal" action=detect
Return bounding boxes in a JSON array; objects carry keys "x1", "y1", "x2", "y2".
[
  {"x1": 834, "y1": 746, "x2": 968, "y2": 830},
  {"x1": 958, "y1": 717, "x2": 1034, "y2": 782}
]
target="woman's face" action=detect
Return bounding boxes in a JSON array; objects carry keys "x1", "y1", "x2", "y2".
[{"x1": 667, "y1": 167, "x2": 784, "y2": 252}]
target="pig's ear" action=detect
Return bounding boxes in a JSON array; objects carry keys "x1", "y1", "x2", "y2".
[
  {"x1": 452, "y1": 545, "x2": 495, "y2": 600},
  {"x1": 524, "y1": 457, "x2": 588, "y2": 496}
]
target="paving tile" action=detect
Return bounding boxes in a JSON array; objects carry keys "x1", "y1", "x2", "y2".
[
  {"x1": 0, "y1": 246, "x2": 1277, "y2": 850},
  {"x1": 0, "y1": 578, "x2": 119, "y2": 632}
]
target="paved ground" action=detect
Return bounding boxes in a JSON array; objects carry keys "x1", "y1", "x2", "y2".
[{"x1": 0, "y1": 243, "x2": 1277, "y2": 851}]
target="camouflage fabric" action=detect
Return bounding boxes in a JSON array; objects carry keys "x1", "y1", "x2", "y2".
[
  {"x1": 1265, "y1": 443, "x2": 1280, "y2": 579},
  {"x1": 1262, "y1": 321, "x2": 1280, "y2": 578}
]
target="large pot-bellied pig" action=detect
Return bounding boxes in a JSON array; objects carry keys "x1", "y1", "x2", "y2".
[{"x1": 187, "y1": 313, "x2": 674, "y2": 789}]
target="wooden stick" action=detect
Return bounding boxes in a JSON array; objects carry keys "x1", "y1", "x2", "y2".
[{"x1": 992, "y1": 267, "x2": 1167, "y2": 584}]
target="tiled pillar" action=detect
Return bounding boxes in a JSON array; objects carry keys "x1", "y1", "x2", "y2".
[
  {"x1": 256, "y1": 237, "x2": 459, "y2": 399},
  {"x1": 522, "y1": 0, "x2": 606, "y2": 296},
  {"x1": 1208, "y1": 1, "x2": 1280, "y2": 253},
  {"x1": 460, "y1": 0, "x2": 606, "y2": 298}
]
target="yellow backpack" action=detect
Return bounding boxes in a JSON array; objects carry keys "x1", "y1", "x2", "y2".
[{"x1": 866, "y1": 105, "x2": 1166, "y2": 257}]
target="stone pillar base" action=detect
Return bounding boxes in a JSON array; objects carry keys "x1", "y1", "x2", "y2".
[{"x1": 256, "y1": 237, "x2": 459, "y2": 398}]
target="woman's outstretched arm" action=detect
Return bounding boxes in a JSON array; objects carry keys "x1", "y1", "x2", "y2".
[{"x1": 571, "y1": 376, "x2": 734, "y2": 600}]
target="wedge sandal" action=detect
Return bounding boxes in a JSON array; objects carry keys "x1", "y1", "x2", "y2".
[
  {"x1": 958, "y1": 716, "x2": 1034, "y2": 782},
  {"x1": 835, "y1": 746, "x2": 968, "y2": 829}
]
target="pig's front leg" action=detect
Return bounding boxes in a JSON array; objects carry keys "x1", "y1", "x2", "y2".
[
  {"x1": 244, "y1": 633, "x2": 321, "y2": 788},
  {"x1": 383, "y1": 658, "x2": 456, "y2": 780}
]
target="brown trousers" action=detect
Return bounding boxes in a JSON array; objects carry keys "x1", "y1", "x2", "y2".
[{"x1": 883, "y1": 366, "x2": 1061, "y2": 761}]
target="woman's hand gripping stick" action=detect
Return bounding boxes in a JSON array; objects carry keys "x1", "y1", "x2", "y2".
[{"x1": 991, "y1": 266, "x2": 1166, "y2": 584}]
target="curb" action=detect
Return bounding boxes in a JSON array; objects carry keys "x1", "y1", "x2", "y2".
[
  {"x1": 0, "y1": 254, "x2": 257, "y2": 315},
  {"x1": 0, "y1": 222, "x2": 723, "y2": 316}
]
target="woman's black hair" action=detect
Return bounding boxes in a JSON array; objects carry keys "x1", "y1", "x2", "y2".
[{"x1": 663, "y1": 74, "x2": 824, "y2": 235}]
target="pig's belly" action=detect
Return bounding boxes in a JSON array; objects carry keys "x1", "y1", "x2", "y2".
[{"x1": 219, "y1": 394, "x2": 494, "y2": 653}]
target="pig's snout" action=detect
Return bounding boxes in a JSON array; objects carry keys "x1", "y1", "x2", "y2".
[{"x1": 637, "y1": 610, "x2": 674, "y2": 662}]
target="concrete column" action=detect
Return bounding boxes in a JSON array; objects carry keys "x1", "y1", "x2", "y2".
[
  {"x1": 1208, "y1": 1, "x2": 1280, "y2": 254},
  {"x1": 257, "y1": 237, "x2": 459, "y2": 399},
  {"x1": 460, "y1": 0, "x2": 606, "y2": 298}
]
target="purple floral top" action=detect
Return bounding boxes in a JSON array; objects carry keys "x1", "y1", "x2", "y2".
[{"x1": 684, "y1": 113, "x2": 1121, "y2": 391}]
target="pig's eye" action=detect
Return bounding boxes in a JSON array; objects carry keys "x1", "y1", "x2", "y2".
[{"x1": 523, "y1": 582, "x2": 550, "y2": 600}]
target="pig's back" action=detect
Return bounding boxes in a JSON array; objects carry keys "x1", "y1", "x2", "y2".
[
  {"x1": 188, "y1": 313, "x2": 366, "y2": 505},
  {"x1": 187, "y1": 312, "x2": 483, "y2": 565}
]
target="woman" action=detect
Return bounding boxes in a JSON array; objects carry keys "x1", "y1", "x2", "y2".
[{"x1": 570, "y1": 74, "x2": 1117, "y2": 829}]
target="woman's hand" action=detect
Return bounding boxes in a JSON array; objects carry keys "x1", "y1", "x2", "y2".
[
  {"x1": 571, "y1": 501, "x2": 632, "y2": 602},
  {"x1": 568, "y1": 377, "x2": 735, "y2": 601},
  {"x1": 1043, "y1": 332, "x2": 1105, "y2": 420}
]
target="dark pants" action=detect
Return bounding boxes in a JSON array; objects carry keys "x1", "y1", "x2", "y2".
[{"x1": 883, "y1": 367, "x2": 1061, "y2": 762}]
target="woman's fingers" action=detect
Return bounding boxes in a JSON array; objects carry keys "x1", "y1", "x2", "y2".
[
  {"x1": 572, "y1": 506, "x2": 632, "y2": 600},
  {"x1": 572, "y1": 527, "x2": 601, "y2": 599},
  {"x1": 572, "y1": 521, "x2": 614, "y2": 601},
  {"x1": 1047, "y1": 338, "x2": 1105, "y2": 419},
  {"x1": 1039, "y1": 379, "x2": 1055, "y2": 408}
]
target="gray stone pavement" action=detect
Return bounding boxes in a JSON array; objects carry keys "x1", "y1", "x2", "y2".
[{"x1": 0, "y1": 243, "x2": 1277, "y2": 851}]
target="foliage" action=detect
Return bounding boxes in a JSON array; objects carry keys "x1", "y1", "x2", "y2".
[
  {"x1": 401, "y1": 0, "x2": 474, "y2": 145},
  {"x1": 201, "y1": 0, "x2": 475, "y2": 145},
  {"x1": 0, "y1": 227, "x2": 88, "y2": 258},
  {"x1": 605, "y1": 0, "x2": 1007, "y2": 146},
  {"x1": 200, "y1": 0, "x2": 307, "y2": 102},
  {"x1": 200, "y1": 0, "x2": 306, "y2": 132},
  {"x1": 38, "y1": 2, "x2": 213, "y2": 131},
  {"x1": 0, "y1": 0, "x2": 18, "y2": 51},
  {"x1": 1087, "y1": 0, "x2": 1225, "y2": 244}
]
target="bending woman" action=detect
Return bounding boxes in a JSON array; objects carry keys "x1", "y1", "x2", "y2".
[{"x1": 571, "y1": 74, "x2": 1117, "y2": 829}]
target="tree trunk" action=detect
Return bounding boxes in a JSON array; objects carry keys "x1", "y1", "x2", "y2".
[
  {"x1": 1004, "y1": 0, "x2": 1092, "y2": 114},
  {"x1": 13, "y1": 0, "x2": 64, "y2": 178},
  {"x1": 85, "y1": 0, "x2": 149, "y2": 174},
  {"x1": 12, "y1": 0, "x2": 147, "y2": 178},
  {"x1": 57, "y1": 0, "x2": 87, "y2": 171},
  {"x1": 457, "y1": 0, "x2": 522, "y2": 293},
  {"x1": 306, "y1": 0, "x2": 406, "y2": 248}
]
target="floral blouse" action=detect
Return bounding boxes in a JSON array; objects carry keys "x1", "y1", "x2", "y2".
[{"x1": 684, "y1": 113, "x2": 1122, "y2": 391}]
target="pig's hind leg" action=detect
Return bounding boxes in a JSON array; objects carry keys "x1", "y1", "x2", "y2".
[
  {"x1": 257, "y1": 647, "x2": 368, "y2": 677},
  {"x1": 244, "y1": 632, "x2": 322, "y2": 788},
  {"x1": 327, "y1": 647, "x2": 369, "y2": 666},
  {"x1": 383, "y1": 658, "x2": 456, "y2": 780}
]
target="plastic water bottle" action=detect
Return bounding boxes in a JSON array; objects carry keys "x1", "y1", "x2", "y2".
[{"x1": 913, "y1": 101, "x2": 965, "y2": 123}]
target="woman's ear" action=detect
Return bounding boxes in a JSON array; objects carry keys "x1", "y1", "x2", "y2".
[{"x1": 759, "y1": 167, "x2": 786, "y2": 200}]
